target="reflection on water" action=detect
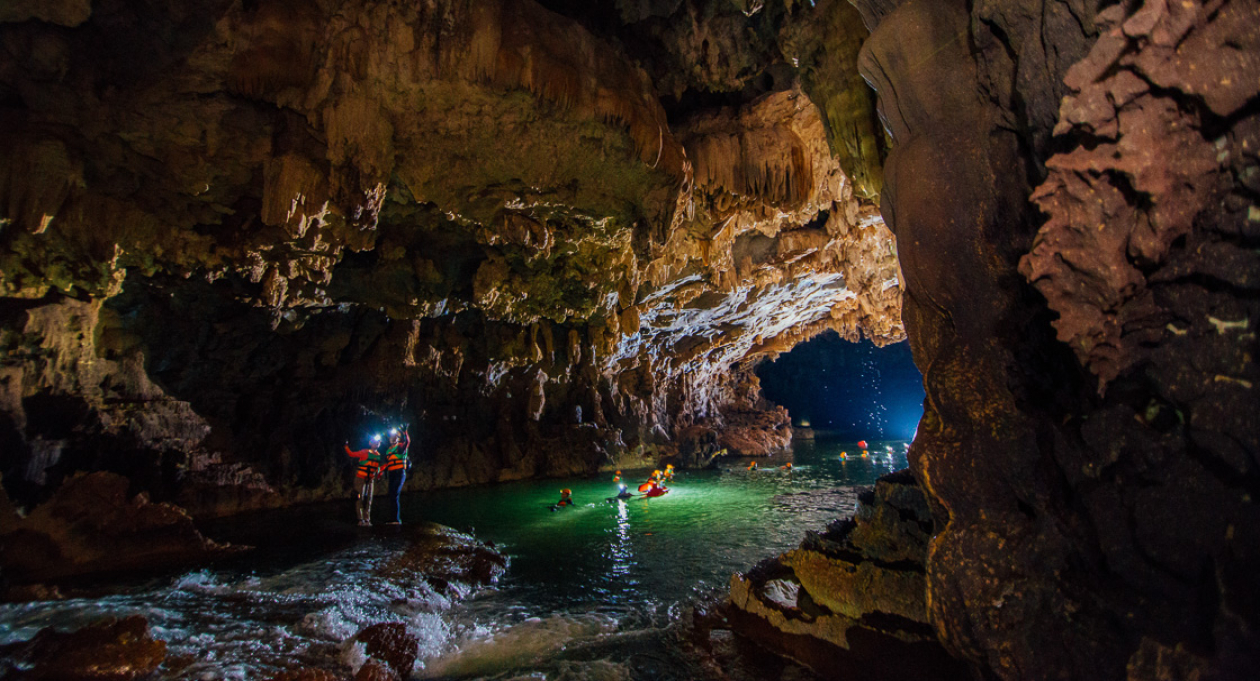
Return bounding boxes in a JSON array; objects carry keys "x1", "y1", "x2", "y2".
[{"x1": 0, "y1": 438, "x2": 908, "y2": 679}]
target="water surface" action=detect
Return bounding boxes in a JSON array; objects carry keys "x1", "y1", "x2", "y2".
[{"x1": 0, "y1": 438, "x2": 909, "y2": 679}]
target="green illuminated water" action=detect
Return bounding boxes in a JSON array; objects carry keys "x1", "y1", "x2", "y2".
[
  {"x1": 405, "y1": 438, "x2": 909, "y2": 612},
  {"x1": 0, "y1": 438, "x2": 910, "y2": 679}
]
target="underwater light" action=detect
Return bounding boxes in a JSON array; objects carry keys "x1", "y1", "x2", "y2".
[{"x1": 389, "y1": 428, "x2": 399, "y2": 436}]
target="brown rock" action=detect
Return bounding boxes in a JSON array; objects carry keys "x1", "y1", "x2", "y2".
[
  {"x1": 352, "y1": 624, "x2": 418, "y2": 681},
  {"x1": 381, "y1": 522, "x2": 507, "y2": 587},
  {"x1": 351, "y1": 660, "x2": 395, "y2": 681},
  {"x1": 0, "y1": 472, "x2": 243, "y2": 586},
  {"x1": 269, "y1": 670, "x2": 345, "y2": 681},
  {"x1": 1, "y1": 615, "x2": 166, "y2": 681},
  {"x1": 726, "y1": 471, "x2": 969, "y2": 680}
]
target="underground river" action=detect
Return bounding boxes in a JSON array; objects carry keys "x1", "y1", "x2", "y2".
[{"x1": 0, "y1": 438, "x2": 909, "y2": 679}]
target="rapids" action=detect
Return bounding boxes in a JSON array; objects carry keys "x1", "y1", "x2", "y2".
[{"x1": 0, "y1": 439, "x2": 909, "y2": 679}]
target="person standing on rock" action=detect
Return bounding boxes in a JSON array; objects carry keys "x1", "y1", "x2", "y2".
[
  {"x1": 381, "y1": 425, "x2": 411, "y2": 525},
  {"x1": 345, "y1": 435, "x2": 384, "y2": 526}
]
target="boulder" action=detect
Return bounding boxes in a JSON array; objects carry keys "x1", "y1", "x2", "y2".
[
  {"x1": 0, "y1": 472, "x2": 244, "y2": 591},
  {"x1": 381, "y1": 522, "x2": 507, "y2": 587},
  {"x1": 0, "y1": 615, "x2": 166, "y2": 681},
  {"x1": 351, "y1": 624, "x2": 418, "y2": 681},
  {"x1": 725, "y1": 471, "x2": 972, "y2": 680}
]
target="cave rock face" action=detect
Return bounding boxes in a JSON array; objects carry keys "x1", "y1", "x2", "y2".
[
  {"x1": 0, "y1": 0, "x2": 898, "y2": 514},
  {"x1": 857, "y1": 0, "x2": 1260, "y2": 678}
]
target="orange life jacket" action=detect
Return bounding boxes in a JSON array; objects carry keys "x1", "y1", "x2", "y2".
[
  {"x1": 382, "y1": 432, "x2": 411, "y2": 472},
  {"x1": 346, "y1": 446, "x2": 383, "y2": 478}
]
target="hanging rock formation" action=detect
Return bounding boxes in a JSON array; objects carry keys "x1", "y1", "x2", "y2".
[{"x1": 0, "y1": 0, "x2": 900, "y2": 519}]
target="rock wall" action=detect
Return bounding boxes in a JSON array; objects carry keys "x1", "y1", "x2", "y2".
[
  {"x1": 857, "y1": 0, "x2": 1260, "y2": 678},
  {"x1": 726, "y1": 471, "x2": 972, "y2": 680},
  {"x1": 0, "y1": 0, "x2": 901, "y2": 516}
]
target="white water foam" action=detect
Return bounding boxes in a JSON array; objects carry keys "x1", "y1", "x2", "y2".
[{"x1": 419, "y1": 613, "x2": 619, "y2": 678}]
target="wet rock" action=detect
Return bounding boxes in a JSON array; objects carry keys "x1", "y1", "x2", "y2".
[
  {"x1": 0, "y1": 615, "x2": 166, "y2": 681},
  {"x1": 381, "y1": 522, "x2": 507, "y2": 588},
  {"x1": 351, "y1": 624, "x2": 418, "y2": 681},
  {"x1": 268, "y1": 670, "x2": 344, "y2": 681},
  {"x1": 0, "y1": 472, "x2": 242, "y2": 588},
  {"x1": 726, "y1": 471, "x2": 971, "y2": 680},
  {"x1": 351, "y1": 660, "x2": 394, "y2": 681}
]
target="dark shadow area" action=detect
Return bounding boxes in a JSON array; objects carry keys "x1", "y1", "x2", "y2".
[{"x1": 755, "y1": 332, "x2": 924, "y2": 440}]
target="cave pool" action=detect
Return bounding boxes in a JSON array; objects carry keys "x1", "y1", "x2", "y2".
[{"x1": 0, "y1": 438, "x2": 909, "y2": 680}]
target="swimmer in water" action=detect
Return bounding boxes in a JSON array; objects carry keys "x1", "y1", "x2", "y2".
[
  {"x1": 663, "y1": 464, "x2": 675, "y2": 481},
  {"x1": 780, "y1": 462, "x2": 793, "y2": 470},
  {"x1": 643, "y1": 480, "x2": 668, "y2": 498},
  {"x1": 550, "y1": 488, "x2": 575, "y2": 511},
  {"x1": 747, "y1": 461, "x2": 759, "y2": 471},
  {"x1": 613, "y1": 470, "x2": 621, "y2": 483},
  {"x1": 607, "y1": 484, "x2": 635, "y2": 502}
]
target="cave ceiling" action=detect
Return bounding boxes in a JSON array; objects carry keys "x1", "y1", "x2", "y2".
[{"x1": 0, "y1": 0, "x2": 896, "y2": 505}]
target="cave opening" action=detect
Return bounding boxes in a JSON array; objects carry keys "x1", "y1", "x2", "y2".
[{"x1": 756, "y1": 332, "x2": 924, "y2": 441}]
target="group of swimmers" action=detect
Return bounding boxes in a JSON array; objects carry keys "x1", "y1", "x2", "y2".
[
  {"x1": 550, "y1": 458, "x2": 796, "y2": 510},
  {"x1": 550, "y1": 464, "x2": 678, "y2": 510},
  {"x1": 344, "y1": 426, "x2": 412, "y2": 526},
  {"x1": 837, "y1": 440, "x2": 907, "y2": 460}
]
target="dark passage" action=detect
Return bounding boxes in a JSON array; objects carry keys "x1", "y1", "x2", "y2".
[{"x1": 755, "y1": 333, "x2": 924, "y2": 440}]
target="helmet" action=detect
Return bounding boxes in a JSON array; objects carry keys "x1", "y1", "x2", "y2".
[
  {"x1": 561, "y1": 488, "x2": 571, "y2": 494},
  {"x1": 665, "y1": 464, "x2": 673, "y2": 469},
  {"x1": 615, "y1": 470, "x2": 621, "y2": 474},
  {"x1": 653, "y1": 469, "x2": 661, "y2": 475}
]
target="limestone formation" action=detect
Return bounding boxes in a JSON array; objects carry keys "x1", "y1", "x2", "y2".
[
  {"x1": 856, "y1": 0, "x2": 1260, "y2": 678},
  {"x1": 725, "y1": 472, "x2": 970, "y2": 680},
  {"x1": 0, "y1": 0, "x2": 900, "y2": 518}
]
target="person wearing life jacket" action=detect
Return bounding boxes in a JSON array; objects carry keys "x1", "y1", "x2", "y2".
[
  {"x1": 551, "y1": 488, "x2": 575, "y2": 511},
  {"x1": 345, "y1": 435, "x2": 384, "y2": 526},
  {"x1": 648, "y1": 469, "x2": 662, "y2": 483},
  {"x1": 643, "y1": 480, "x2": 668, "y2": 498},
  {"x1": 607, "y1": 484, "x2": 634, "y2": 502},
  {"x1": 662, "y1": 464, "x2": 675, "y2": 481},
  {"x1": 381, "y1": 425, "x2": 411, "y2": 525},
  {"x1": 747, "y1": 460, "x2": 759, "y2": 471},
  {"x1": 613, "y1": 470, "x2": 621, "y2": 483}
]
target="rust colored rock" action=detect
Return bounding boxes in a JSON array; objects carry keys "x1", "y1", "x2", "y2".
[
  {"x1": 351, "y1": 660, "x2": 395, "y2": 681},
  {"x1": 0, "y1": 472, "x2": 243, "y2": 586},
  {"x1": 856, "y1": 0, "x2": 1260, "y2": 678},
  {"x1": 1, "y1": 615, "x2": 166, "y2": 681},
  {"x1": 269, "y1": 670, "x2": 345, "y2": 681},
  {"x1": 352, "y1": 624, "x2": 418, "y2": 681}
]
